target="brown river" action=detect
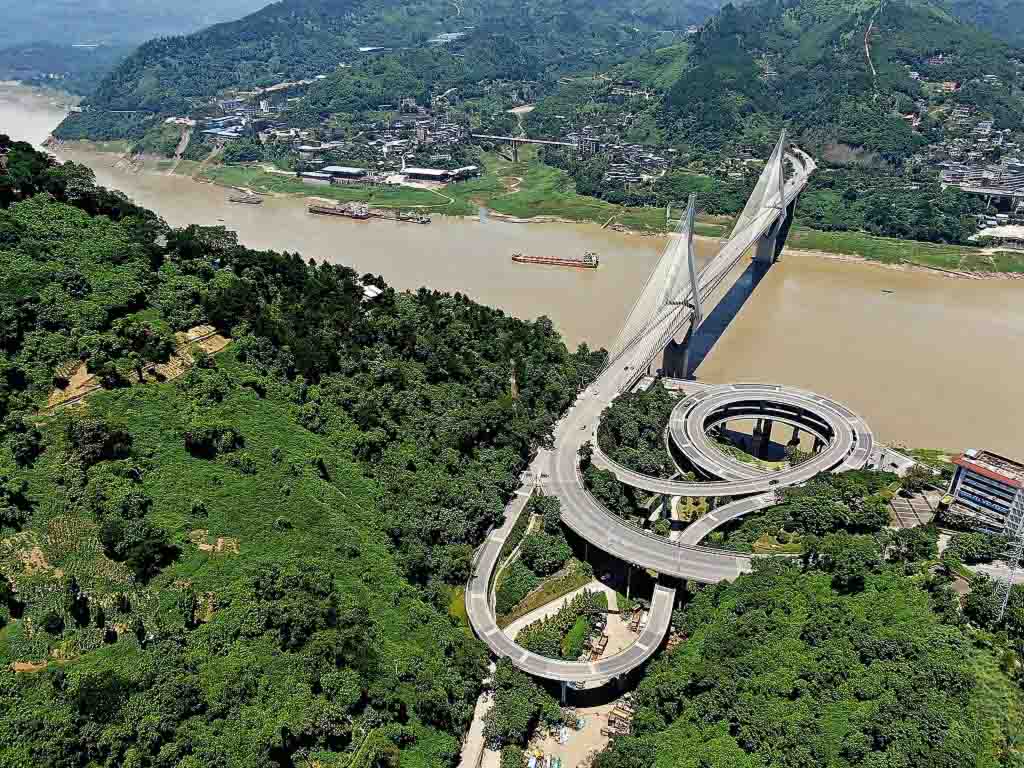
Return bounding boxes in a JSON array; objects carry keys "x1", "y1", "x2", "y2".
[{"x1": 2, "y1": 86, "x2": 1022, "y2": 455}]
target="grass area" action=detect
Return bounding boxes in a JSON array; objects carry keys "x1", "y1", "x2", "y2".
[
  {"x1": 989, "y1": 251, "x2": 1024, "y2": 273},
  {"x1": 197, "y1": 164, "x2": 456, "y2": 210},
  {"x1": 968, "y1": 644, "x2": 1024, "y2": 764},
  {"x1": 561, "y1": 615, "x2": 590, "y2": 659},
  {"x1": 787, "y1": 227, "x2": 987, "y2": 271},
  {"x1": 751, "y1": 531, "x2": 804, "y2": 554},
  {"x1": 496, "y1": 559, "x2": 593, "y2": 629},
  {"x1": 712, "y1": 439, "x2": 788, "y2": 471},
  {"x1": 447, "y1": 585, "x2": 472, "y2": 636},
  {"x1": 615, "y1": 589, "x2": 635, "y2": 615},
  {"x1": 448, "y1": 145, "x2": 619, "y2": 222}
]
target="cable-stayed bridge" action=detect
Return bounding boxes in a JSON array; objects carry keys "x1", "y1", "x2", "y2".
[{"x1": 465, "y1": 134, "x2": 862, "y2": 690}]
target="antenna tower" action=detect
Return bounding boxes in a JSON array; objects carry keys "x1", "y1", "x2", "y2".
[{"x1": 996, "y1": 488, "x2": 1024, "y2": 621}]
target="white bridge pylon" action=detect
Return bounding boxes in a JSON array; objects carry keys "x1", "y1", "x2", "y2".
[{"x1": 606, "y1": 131, "x2": 794, "y2": 370}]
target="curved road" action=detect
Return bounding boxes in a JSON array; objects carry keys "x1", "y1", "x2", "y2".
[{"x1": 468, "y1": 383, "x2": 872, "y2": 682}]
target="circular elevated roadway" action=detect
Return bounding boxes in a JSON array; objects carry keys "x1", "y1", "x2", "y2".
[
  {"x1": 591, "y1": 383, "x2": 874, "y2": 498},
  {"x1": 467, "y1": 380, "x2": 873, "y2": 684}
]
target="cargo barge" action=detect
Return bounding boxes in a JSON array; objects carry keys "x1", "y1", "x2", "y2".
[
  {"x1": 308, "y1": 202, "x2": 371, "y2": 219},
  {"x1": 512, "y1": 251, "x2": 599, "y2": 269},
  {"x1": 394, "y1": 210, "x2": 431, "y2": 224},
  {"x1": 309, "y1": 202, "x2": 431, "y2": 224},
  {"x1": 228, "y1": 193, "x2": 263, "y2": 205}
]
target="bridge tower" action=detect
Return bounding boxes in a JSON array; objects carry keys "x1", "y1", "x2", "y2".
[{"x1": 732, "y1": 130, "x2": 795, "y2": 266}]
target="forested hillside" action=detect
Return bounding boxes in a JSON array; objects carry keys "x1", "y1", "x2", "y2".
[
  {"x1": 658, "y1": 0, "x2": 1021, "y2": 158},
  {"x1": 73, "y1": 0, "x2": 725, "y2": 116},
  {"x1": 942, "y1": 0, "x2": 1024, "y2": 44},
  {"x1": 0, "y1": 136, "x2": 604, "y2": 766},
  {"x1": 0, "y1": 43, "x2": 134, "y2": 97}
]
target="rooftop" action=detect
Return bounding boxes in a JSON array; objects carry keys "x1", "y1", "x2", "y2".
[
  {"x1": 972, "y1": 224, "x2": 1024, "y2": 242},
  {"x1": 403, "y1": 167, "x2": 450, "y2": 178},
  {"x1": 954, "y1": 449, "x2": 1024, "y2": 488},
  {"x1": 321, "y1": 166, "x2": 367, "y2": 175}
]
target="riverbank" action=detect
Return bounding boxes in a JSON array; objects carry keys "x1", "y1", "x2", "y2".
[{"x1": 52, "y1": 138, "x2": 1024, "y2": 277}]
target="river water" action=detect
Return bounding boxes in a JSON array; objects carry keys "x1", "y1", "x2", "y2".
[{"x1": 2, "y1": 86, "x2": 1022, "y2": 455}]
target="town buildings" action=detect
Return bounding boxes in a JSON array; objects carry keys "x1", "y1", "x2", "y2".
[{"x1": 946, "y1": 450, "x2": 1024, "y2": 533}]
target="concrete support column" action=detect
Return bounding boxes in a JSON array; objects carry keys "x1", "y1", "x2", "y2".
[
  {"x1": 813, "y1": 436, "x2": 824, "y2": 453},
  {"x1": 788, "y1": 427, "x2": 801, "y2": 448},
  {"x1": 754, "y1": 231, "x2": 778, "y2": 265},
  {"x1": 761, "y1": 419, "x2": 774, "y2": 458},
  {"x1": 560, "y1": 681, "x2": 567, "y2": 704},
  {"x1": 750, "y1": 418, "x2": 768, "y2": 458}
]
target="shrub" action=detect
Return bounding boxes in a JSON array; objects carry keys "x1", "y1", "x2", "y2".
[
  {"x1": 65, "y1": 416, "x2": 132, "y2": 466},
  {"x1": 495, "y1": 562, "x2": 540, "y2": 615},
  {"x1": 520, "y1": 531, "x2": 571, "y2": 576},
  {"x1": 183, "y1": 417, "x2": 243, "y2": 458}
]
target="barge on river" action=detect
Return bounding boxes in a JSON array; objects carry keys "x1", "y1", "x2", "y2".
[
  {"x1": 511, "y1": 251, "x2": 599, "y2": 269},
  {"x1": 308, "y1": 202, "x2": 371, "y2": 219},
  {"x1": 228, "y1": 192, "x2": 263, "y2": 205}
]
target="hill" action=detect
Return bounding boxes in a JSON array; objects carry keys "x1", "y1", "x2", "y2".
[
  {"x1": 63, "y1": 0, "x2": 725, "y2": 118},
  {"x1": 0, "y1": 43, "x2": 134, "y2": 97},
  {"x1": 0, "y1": 136, "x2": 604, "y2": 766},
  {"x1": 657, "y1": 0, "x2": 1022, "y2": 160},
  {"x1": 525, "y1": 0, "x2": 1020, "y2": 243},
  {"x1": 942, "y1": 0, "x2": 1024, "y2": 45},
  {"x1": 4, "y1": 0, "x2": 273, "y2": 47}
]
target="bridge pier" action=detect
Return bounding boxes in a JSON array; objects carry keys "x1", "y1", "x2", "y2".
[
  {"x1": 753, "y1": 199, "x2": 798, "y2": 266},
  {"x1": 750, "y1": 419, "x2": 774, "y2": 458}
]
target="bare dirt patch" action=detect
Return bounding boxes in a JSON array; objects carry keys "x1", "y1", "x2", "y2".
[
  {"x1": 12, "y1": 544, "x2": 62, "y2": 579},
  {"x1": 46, "y1": 325, "x2": 231, "y2": 412},
  {"x1": 499, "y1": 176, "x2": 523, "y2": 195},
  {"x1": 48, "y1": 361, "x2": 100, "y2": 409},
  {"x1": 11, "y1": 660, "x2": 48, "y2": 673},
  {"x1": 190, "y1": 529, "x2": 240, "y2": 554}
]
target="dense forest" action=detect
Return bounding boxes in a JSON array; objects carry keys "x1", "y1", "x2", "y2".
[
  {"x1": 0, "y1": 136, "x2": 605, "y2": 766},
  {"x1": 942, "y1": 0, "x2": 1024, "y2": 45}
]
